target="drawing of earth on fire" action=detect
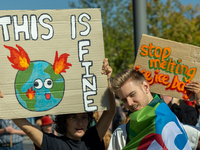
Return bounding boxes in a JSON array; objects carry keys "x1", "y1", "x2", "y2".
[{"x1": 4, "y1": 45, "x2": 72, "y2": 111}]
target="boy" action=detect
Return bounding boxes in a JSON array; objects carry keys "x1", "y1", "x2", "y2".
[{"x1": 108, "y1": 69, "x2": 192, "y2": 150}]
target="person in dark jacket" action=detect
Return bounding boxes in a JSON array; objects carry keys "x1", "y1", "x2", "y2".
[{"x1": 160, "y1": 95, "x2": 198, "y2": 126}]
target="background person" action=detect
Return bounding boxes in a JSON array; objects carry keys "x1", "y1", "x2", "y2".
[
  {"x1": 160, "y1": 95, "x2": 198, "y2": 126},
  {"x1": 111, "y1": 99, "x2": 125, "y2": 133},
  {"x1": 40, "y1": 116, "x2": 57, "y2": 135},
  {"x1": 0, "y1": 119, "x2": 26, "y2": 150}
]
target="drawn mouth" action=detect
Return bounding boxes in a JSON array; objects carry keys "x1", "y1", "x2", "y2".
[{"x1": 45, "y1": 93, "x2": 51, "y2": 100}]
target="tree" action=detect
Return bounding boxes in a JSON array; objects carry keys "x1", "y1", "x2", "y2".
[
  {"x1": 147, "y1": 0, "x2": 200, "y2": 46},
  {"x1": 69, "y1": 0, "x2": 200, "y2": 77},
  {"x1": 69, "y1": 0, "x2": 134, "y2": 77}
]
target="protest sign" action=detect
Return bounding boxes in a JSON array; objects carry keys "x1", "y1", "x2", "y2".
[
  {"x1": 0, "y1": 9, "x2": 109, "y2": 119},
  {"x1": 134, "y1": 34, "x2": 200, "y2": 101}
]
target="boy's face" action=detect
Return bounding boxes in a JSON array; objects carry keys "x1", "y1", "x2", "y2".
[{"x1": 117, "y1": 79, "x2": 150, "y2": 113}]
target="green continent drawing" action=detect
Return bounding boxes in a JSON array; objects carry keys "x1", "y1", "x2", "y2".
[{"x1": 15, "y1": 61, "x2": 65, "y2": 111}]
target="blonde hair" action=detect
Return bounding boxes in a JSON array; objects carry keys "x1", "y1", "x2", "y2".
[{"x1": 112, "y1": 69, "x2": 146, "y2": 92}]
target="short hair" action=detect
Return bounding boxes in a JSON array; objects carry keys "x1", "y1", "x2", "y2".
[
  {"x1": 112, "y1": 69, "x2": 146, "y2": 92},
  {"x1": 54, "y1": 112, "x2": 93, "y2": 135}
]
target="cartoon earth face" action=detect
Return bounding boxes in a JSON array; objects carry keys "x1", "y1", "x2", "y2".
[{"x1": 15, "y1": 61, "x2": 65, "y2": 111}]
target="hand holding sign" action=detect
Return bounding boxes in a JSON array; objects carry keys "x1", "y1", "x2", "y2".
[
  {"x1": 185, "y1": 81, "x2": 200, "y2": 105},
  {"x1": 0, "y1": 90, "x2": 3, "y2": 98},
  {"x1": 101, "y1": 58, "x2": 112, "y2": 80}
]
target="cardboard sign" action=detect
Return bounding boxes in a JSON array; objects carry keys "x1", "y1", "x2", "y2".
[
  {"x1": 0, "y1": 9, "x2": 109, "y2": 119},
  {"x1": 134, "y1": 34, "x2": 200, "y2": 100}
]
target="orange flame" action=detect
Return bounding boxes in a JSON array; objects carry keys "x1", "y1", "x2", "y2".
[
  {"x1": 4, "y1": 44, "x2": 30, "y2": 71},
  {"x1": 26, "y1": 87, "x2": 35, "y2": 100},
  {"x1": 53, "y1": 51, "x2": 72, "y2": 74},
  {"x1": 135, "y1": 65, "x2": 140, "y2": 71}
]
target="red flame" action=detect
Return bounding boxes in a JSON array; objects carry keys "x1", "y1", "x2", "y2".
[
  {"x1": 26, "y1": 87, "x2": 35, "y2": 100},
  {"x1": 135, "y1": 65, "x2": 140, "y2": 71},
  {"x1": 53, "y1": 51, "x2": 72, "y2": 74},
  {"x1": 4, "y1": 45, "x2": 30, "y2": 71}
]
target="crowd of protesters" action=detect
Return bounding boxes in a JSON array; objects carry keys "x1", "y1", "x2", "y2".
[{"x1": 0, "y1": 58, "x2": 200, "y2": 150}]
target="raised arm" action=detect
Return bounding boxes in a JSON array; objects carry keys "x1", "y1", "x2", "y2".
[
  {"x1": 12, "y1": 118, "x2": 43, "y2": 148},
  {"x1": 0, "y1": 91, "x2": 43, "y2": 149},
  {"x1": 96, "y1": 58, "x2": 116, "y2": 140}
]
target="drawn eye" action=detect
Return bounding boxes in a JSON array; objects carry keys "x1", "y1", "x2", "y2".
[
  {"x1": 44, "y1": 78, "x2": 53, "y2": 89},
  {"x1": 34, "y1": 79, "x2": 43, "y2": 89}
]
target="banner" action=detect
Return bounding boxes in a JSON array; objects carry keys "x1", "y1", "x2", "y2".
[
  {"x1": 134, "y1": 34, "x2": 200, "y2": 100},
  {"x1": 0, "y1": 9, "x2": 109, "y2": 119}
]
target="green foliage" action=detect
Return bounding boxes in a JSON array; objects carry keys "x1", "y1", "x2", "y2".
[
  {"x1": 69, "y1": 0, "x2": 134, "y2": 77},
  {"x1": 69, "y1": 0, "x2": 200, "y2": 77},
  {"x1": 147, "y1": 0, "x2": 200, "y2": 46}
]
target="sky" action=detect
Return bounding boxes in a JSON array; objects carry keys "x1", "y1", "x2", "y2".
[
  {"x1": 180, "y1": 0, "x2": 199, "y2": 6},
  {"x1": 0, "y1": 0, "x2": 73, "y2": 10},
  {"x1": 0, "y1": 0, "x2": 199, "y2": 10}
]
